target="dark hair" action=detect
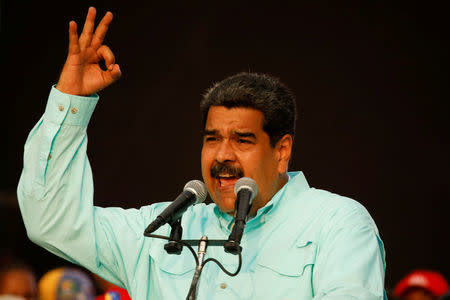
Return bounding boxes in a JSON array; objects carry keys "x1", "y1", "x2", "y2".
[{"x1": 200, "y1": 72, "x2": 297, "y2": 147}]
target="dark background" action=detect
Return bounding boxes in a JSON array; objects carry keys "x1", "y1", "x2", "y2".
[{"x1": 1, "y1": 0, "x2": 448, "y2": 293}]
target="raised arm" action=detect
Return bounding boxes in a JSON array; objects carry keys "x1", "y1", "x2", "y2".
[
  {"x1": 56, "y1": 7, "x2": 121, "y2": 96},
  {"x1": 17, "y1": 8, "x2": 150, "y2": 291}
]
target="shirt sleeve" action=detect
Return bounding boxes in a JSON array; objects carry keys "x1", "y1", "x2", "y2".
[
  {"x1": 17, "y1": 86, "x2": 153, "y2": 289},
  {"x1": 312, "y1": 201, "x2": 387, "y2": 300}
]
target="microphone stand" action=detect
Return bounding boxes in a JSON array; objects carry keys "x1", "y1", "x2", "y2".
[
  {"x1": 187, "y1": 236, "x2": 208, "y2": 300},
  {"x1": 144, "y1": 221, "x2": 243, "y2": 300}
]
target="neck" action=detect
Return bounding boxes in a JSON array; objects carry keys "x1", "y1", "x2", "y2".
[{"x1": 248, "y1": 172, "x2": 289, "y2": 216}]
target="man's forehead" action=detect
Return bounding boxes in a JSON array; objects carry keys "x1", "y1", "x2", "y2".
[{"x1": 205, "y1": 106, "x2": 264, "y2": 130}]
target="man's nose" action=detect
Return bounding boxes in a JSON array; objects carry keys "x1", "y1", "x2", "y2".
[{"x1": 215, "y1": 140, "x2": 236, "y2": 163}]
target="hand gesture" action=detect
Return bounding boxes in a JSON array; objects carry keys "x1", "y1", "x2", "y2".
[{"x1": 56, "y1": 7, "x2": 121, "y2": 96}]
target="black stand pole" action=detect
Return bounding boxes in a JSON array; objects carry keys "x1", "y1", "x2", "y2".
[{"x1": 187, "y1": 236, "x2": 208, "y2": 300}]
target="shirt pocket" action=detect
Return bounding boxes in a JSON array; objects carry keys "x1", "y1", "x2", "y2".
[
  {"x1": 148, "y1": 241, "x2": 197, "y2": 276},
  {"x1": 147, "y1": 241, "x2": 198, "y2": 299},
  {"x1": 254, "y1": 240, "x2": 317, "y2": 298}
]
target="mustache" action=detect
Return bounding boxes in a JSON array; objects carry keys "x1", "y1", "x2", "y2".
[{"x1": 210, "y1": 162, "x2": 244, "y2": 178}]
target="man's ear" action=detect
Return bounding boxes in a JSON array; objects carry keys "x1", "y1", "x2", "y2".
[{"x1": 275, "y1": 134, "x2": 293, "y2": 173}]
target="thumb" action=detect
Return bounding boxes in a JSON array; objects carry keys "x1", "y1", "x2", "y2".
[
  {"x1": 103, "y1": 63, "x2": 122, "y2": 86},
  {"x1": 109, "y1": 63, "x2": 122, "y2": 81}
]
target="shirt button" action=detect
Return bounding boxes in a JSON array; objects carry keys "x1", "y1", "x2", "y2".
[
  {"x1": 71, "y1": 107, "x2": 78, "y2": 114},
  {"x1": 220, "y1": 283, "x2": 227, "y2": 289},
  {"x1": 48, "y1": 154, "x2": 52, "y2": 160},
  {"x1": 58, "y1": 105, "x2": 64, "y2": 111}
]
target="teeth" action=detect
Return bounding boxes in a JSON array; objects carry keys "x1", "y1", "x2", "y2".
[
  {"x1": 219, "y1": 174, "x2": 234, "y2": 178},
  {"x1": 218, "y1": 176, "x2": 237, "y2": 187}
]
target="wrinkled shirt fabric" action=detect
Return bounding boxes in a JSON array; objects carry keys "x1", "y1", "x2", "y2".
[{"x1": 18, "y1": 86, "x2": 387, "y2": 299}]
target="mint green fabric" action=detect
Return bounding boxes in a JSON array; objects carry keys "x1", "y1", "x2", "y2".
[{"x1": 18, "y1": 86, "x2": 387, "y2": 299}]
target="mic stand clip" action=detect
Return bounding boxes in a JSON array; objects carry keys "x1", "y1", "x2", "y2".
[
  {"x1": 224, "y1": 219, "x2": 245, "y2": 255},
  {"x1": 164, "y1": 218, "x2": 183, "y2": 255}
]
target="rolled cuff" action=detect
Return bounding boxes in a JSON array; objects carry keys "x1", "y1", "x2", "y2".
[{"x1": 44, "y1": 85, "x2": 99, "y2": 126}]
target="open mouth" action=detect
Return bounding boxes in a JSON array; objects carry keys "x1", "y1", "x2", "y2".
[
  {"x1": 216, "y1": 174, "x2": 240, "y2": 188},
  {"x1": 210, "y1": 163, "x2": 244, "y2": 190}
]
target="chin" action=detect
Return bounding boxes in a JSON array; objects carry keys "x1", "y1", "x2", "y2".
[{"x1": 214, "y1": 196, "x2": 236, "y2": 214}]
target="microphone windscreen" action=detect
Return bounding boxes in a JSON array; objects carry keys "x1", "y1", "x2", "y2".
[
  {"x1": 234, "y1": 177, "x2": 258, "y2": 201},
  {"x1": 184, "y1": 180, "x2": 208, "y2": 204}
]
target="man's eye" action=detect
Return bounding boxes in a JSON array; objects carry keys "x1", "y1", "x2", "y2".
[
  {"x1": 238, "y1": 139, "x2": 251, "y2": 144},
  {"x1": 205, "y1": 136, "x2": 217, "y2": 142}
]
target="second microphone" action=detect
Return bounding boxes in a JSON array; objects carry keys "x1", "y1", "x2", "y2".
[{"x1": 144, "y1": 180, "x2": 208, "y2": 234}]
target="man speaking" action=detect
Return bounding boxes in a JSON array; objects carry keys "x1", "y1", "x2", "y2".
[{"x1": 17, "y1": 7, "x2": 387, "y2": 299}]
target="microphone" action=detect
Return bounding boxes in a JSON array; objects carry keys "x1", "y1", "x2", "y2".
[
  {"x1": 144, "y1": 180, "x2": 208, "y2": 234},
  {"x1": 224, "y1": 177, "x2": 258, "y2": 254},
  {"x1": 233, "y1": 177, "x2": 258, "y2": 224}
]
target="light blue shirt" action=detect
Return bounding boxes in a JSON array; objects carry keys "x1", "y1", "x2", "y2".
[{"x1": 18, "y1": 86, "x2": 387, "y2": 299}]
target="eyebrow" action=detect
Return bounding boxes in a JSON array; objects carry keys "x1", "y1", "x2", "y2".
[
  {"x1": 203, "y1": 129, "x2": 218, "y2": 136},
  {"x1": 203, "y1": 129, "x2": 256, "y2": 139},
  {"x1": 233, "y1": 131, "x2": 256, "y2": 139}
]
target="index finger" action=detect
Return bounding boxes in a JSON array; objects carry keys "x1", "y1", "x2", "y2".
[
  {"x1": 90, "y1": 11, "x2": 113, "y2": 50},
  {"x1": 68, "y1": 21, "x2": 80, "y2": 54}
]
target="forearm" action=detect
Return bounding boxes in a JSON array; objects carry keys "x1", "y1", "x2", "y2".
[{"x1": 17, "y1": 86, "x2": 99, "y2": 268}]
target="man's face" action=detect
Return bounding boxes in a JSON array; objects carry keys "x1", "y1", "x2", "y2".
[{"x1": 201, "y1": 106, "x2": 289, "y2": 216}]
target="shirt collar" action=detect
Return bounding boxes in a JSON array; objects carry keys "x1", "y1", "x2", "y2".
[{"x1": 213, "y1": 171, "x2": 309, "y2": 231}]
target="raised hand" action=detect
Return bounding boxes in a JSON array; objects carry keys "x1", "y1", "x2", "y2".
[{"x1": 56, "y1": 7, "x2": 121, "y2": 96}]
